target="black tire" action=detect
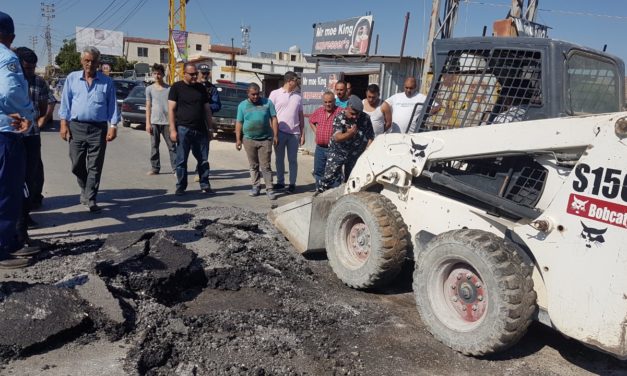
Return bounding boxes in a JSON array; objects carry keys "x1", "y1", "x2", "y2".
[
  {"x1": 413, "y1": 229, "x2": 536, "y2": 356},
  {"x1": 122, "y1": 120, "x2": 131, "y2": 128},
  {"x1": 325, "y1": 192, "x2": 409, "y2": 289}
]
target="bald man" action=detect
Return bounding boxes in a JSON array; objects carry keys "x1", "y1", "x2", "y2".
[{"x1": 381, "y1": 77, "x2": 429, "y2": 133}]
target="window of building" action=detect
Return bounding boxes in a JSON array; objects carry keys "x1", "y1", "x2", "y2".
[
  {"x1": 159, "y1": 48, "x2": 168, "y2": 64},
  {"x1": 252, "y1": 62, "x2": 262, "y2": 69},
  {"x1": 196, "y1": 44, "x2": 202, "y2": 51},
  {"x1": 137, "y1": 47, "x2": 148, "y2": 57},
  {"x1": 290, "y1": 55, "x2": 296, "y2": 62},
  {"x1": 226, "y1": 60, "x2": 237, "y2": 67},
  {"x1": 294, "y1": 67, "x2": 303, "y2": 73}
]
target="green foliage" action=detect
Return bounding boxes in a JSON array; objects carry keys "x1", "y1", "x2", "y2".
[
  {"x1": 113, "y1": 56, "x2": 135, "y2": 72},
  {"x1": 55, "y1": 39, "x2": 81, "y2": 74}
]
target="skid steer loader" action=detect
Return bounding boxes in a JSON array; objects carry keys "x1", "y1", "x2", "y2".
[{"x1": 270, "y1": 36, "x2": 627, "y2": 358}]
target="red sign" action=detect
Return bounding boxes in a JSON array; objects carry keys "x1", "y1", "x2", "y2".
[{"x1": 566, "y1": 194, "x2": 627, "y2": 229}]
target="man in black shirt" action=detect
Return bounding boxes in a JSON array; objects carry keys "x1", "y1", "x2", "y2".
[{"x1": 168, "y1": 63, "x2": 214, "y2": 195}]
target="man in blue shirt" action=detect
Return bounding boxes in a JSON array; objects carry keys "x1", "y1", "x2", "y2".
[
  {"x1": 0, "y1": 11, "x2": 38, "y2": 268},
  {"x1": 58, "y1": 46, "x2": 119, "y2": 213}
]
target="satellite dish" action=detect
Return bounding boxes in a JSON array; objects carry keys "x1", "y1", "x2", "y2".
[{"x1": 288, "y1": 45, "x2": 300, "y2": 53}]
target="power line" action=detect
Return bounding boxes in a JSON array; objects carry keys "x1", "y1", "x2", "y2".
[
  {"x1": 111, "y1": 0, "x2": 149, "y2": 32},
  {"x1": 465, "y1": 1, "x2": 627, "y2": 21}
]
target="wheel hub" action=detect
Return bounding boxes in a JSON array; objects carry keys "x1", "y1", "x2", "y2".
[
  {"x1": 346, "y1": 221, "x2": 370, "y2": 262},
  {"x1": 445, "y1": 267, "x2": 487, "y2": 322}
]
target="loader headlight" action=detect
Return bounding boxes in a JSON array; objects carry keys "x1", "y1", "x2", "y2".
[{"x1": 615, "y1": 117, "x2": 627, "y2": 139}]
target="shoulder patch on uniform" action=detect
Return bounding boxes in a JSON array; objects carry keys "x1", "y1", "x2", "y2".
[{"x1": 7, "y1": 62, "x2": 17, "y2": 73}]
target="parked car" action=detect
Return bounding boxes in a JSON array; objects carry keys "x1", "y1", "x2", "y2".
[
  {"x1": 213, "y1": 81, "x2": 250, "y2": 134},
  {"x1": 120, "y1": 85, "x2": 146, "y2": 128},
  {"x1": 114, "y1": 79, "x2": 143, "y2": 108}
]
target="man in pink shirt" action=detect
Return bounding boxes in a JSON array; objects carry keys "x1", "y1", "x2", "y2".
[{"x1": 268, "y1": 71, "x2": 304, "y2": 193}]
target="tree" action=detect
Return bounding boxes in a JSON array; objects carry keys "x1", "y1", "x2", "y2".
[{"x1": 55, "y1": 39, "x2": 81, "y2": 74}]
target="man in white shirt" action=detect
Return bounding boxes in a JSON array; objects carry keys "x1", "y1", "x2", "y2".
[{"x1": 381, "y1": 77, "x2": 431, "y2": 133}]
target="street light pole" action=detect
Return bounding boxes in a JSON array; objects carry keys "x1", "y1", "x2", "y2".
[{"x1": 231, "y1": 38, "x2": 236, "y2": 82}]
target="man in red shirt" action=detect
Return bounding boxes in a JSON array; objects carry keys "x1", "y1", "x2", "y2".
[{"x1": 309, "y1": 91, "x2": 341, "y2": 190}]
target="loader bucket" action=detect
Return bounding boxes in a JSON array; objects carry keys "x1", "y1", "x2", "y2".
[{"x1": 268, "y1": 188, "x2": 343, "y2": 255}]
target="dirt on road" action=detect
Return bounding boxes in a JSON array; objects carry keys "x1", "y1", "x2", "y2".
[{"x1": 1, "y1": 206, "x2": 626, "y2": 376}]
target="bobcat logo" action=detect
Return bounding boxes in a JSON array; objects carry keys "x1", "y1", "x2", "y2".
[
  {"x1": 580, "y1": 221, "x2": 607, "y2": 248},
  {"x1": 570, "y1": 196, "x2": 589, "y2": 214},
  {"x1": 411, "y1": 140, "x2": 428, "y2": 158}
]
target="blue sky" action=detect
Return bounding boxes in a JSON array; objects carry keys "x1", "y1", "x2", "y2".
[{"x1": 5, "y1": 0, "x2": 627, "y2": 65}]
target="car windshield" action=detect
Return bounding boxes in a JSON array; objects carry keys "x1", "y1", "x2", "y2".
[
  {"x1": 128, "y1": 86, "x2": 146, "y2": 99},
  {"x1": 115, "y1": 80, "x2": 140, "y2": 99}
]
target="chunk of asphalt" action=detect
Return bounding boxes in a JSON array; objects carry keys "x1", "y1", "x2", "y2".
[
  {"x1": 93, "y1": 232, "x2": 152, "y2": 276},
  {"x1": 0, "y1": 282, "x2": 89, "y2": 361},
  {"x1": 94, "y1": 231, "x2": 207, "y2": 304},
  {"x1": 74, "y1": 274, "x2": 127, "y2": 338}
]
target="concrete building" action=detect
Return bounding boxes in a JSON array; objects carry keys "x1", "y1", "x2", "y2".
[{"x1": 121, "y1": 32, "x2": 315, "y2": 93}]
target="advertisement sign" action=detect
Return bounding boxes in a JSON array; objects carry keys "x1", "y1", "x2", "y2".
[
  {"x1": 312, "y1": 16, "x2": 373, "y2": 56},
  {"x1": 172, "y1": 30, "x2": 188, "y2": 62},
  {"x1": 76, "y1": 27, "x2": 123, "y2": 56},
  {"x1": 300, "y1": 72, "x2": 344, "y2": 105}
]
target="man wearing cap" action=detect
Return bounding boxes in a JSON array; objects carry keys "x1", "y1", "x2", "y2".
[
  {"x1": 318, "y1": 95, "x2": 374, "y2": 193},
  {"x1": 0, "y1": 11, "x2": 38, "y2": 268},
  {"x1": 269, "y1": 71, "x2": 304, "y2": 193},
  {"x1": 59, "y1": 46, "x2": 119, "y2": 213},
  {"x1": 197, "y1": 63, "x2": 221, "y2": 114}
]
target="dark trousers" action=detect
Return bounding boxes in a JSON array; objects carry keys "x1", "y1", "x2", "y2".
[
  {"x1": 320, "y1": 148, "x2": 358, "y2": 191},
  {"x1": 16, "y1": 135, "x2": 42, "y2": 244},
  {"x1": 175, "y1": 126, "x2": 210, "y2": 191},
  {"x1": 150, "y1": 124, "x2": 177, "y2": 173},
  {"x1": 0, "y1": 133, "x2": 25, "y2": 256},
  {"x1": 69, "y1": 121, "x2": 107, "y2": 204},
  {"x1": 313, "y1": 145, "x2": 341, "y2": 190}
]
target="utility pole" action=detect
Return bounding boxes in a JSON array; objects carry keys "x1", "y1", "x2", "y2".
[
  {"x1": 30, "y1": 35, "x2": 38, "y2": 51},
  {"x1": 168, "y1": 0, "x2": 186, "y2": 85},
  {"x1": 231, "y1": 38, "x2": 236, "y2": 82},
  {"x1": 420, "y1": 0, "x2": 441, "y2": 94},
  {"x1": 41, "y1": 2, "x2": 55, "y2": 68}
]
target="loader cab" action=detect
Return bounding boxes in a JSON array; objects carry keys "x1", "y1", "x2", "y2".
[{"x1": 416, "y1": 37, "x2": 625, "y2": 132}]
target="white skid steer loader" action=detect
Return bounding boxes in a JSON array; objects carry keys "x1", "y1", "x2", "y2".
[{"x1": 269, "y1": 37, "x2": 627, "y2": 358}]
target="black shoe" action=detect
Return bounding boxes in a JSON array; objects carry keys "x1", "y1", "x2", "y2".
[
  {"x1": 273, "y1": 183, "x2": 285, "y2": 190},
  {"x1": 286, "y1": 184, "x2": 296, "y2": 193},
  {"x1": 0, "y1": 257, "x2": 30, "y2": 269},
  {"x1": 27, "y1": 216, "x2": 38, "y2": 229},
  {"x1": 88, "y1": 204, "x2": 102, "y2": 213},
  {"x1": 200, "y1": 187, "x2": 215, "y2": 195},
  {"x1": 10, "y1": 244, "x2": 41, "y2": 258},
  {"x1": 175, "y1": 188, "x2": 185, "y2": 196}
]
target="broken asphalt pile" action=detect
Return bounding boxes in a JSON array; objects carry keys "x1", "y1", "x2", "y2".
[{"x1": 0, "y1": 207, "x2": 390, "y2": 375}]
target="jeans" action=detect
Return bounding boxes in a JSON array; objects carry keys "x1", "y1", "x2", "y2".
[
  {"x1": 274, "y1": 131, "x2": 300, "y2": 185},
  {"x1": 243, "y1": 138, "x2": 273, "y2": 190},
  {"x1": 175, "y1": 126, "x2": 210, "y2": 191},
  {"x1": 69, "y1": 121, "x2": 108, "y2": 205},
  {"x1": 150, "y1": 124, "x2": 177, "y2": 173},
  {"x1": 0, "y1": 133, "x2": 26, "y2": 255},
  {"x1": 16, "y1": 134, "x2": 42, "y2": 244}
]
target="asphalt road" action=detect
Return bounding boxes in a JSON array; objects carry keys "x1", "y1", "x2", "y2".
[{"x1": 30, "y1": 119, "x2": 316, "y2": 240}]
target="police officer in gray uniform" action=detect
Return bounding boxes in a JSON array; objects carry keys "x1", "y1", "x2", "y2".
[{"x1": 0, "y1": 11, "x2": 39, "y2": 268}]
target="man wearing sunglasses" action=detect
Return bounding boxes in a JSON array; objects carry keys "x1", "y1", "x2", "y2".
[{"x1": 168, "y1": 63, "x2": 214, "y2": 196}]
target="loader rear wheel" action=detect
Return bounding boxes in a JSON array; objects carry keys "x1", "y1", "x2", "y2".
[
  {"x1": 413, "y1": 229, "x2": 536, "y2": 356},
  {"x1": 326, "y1": 192, "x2": 409, "y2": 289}
]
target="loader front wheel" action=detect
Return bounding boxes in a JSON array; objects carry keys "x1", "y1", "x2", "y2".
[
  {"x1": 326, "y1": 192, "x2": 409, "y2": 289},
  {"x1": 413, "y1": 229, "x2": 536, "y2": 356}
]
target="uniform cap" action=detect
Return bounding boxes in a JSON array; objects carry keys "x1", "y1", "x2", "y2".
[
  {"x1": 197, "y1": 64, "x2": 211, "y2": 72},
  {"x1": 347, "y1": 95, "x2": 363, "y2": 113},
  {"x1": 0, "y1": 11, "x2": 15, "y2": 35}
]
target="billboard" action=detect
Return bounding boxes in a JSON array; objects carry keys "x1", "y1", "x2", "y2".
[
  {"x1": 300, "y1": 72, "x2": 344, "y2": 106},
  {"x1": 312, "y1": 16, "x2": 373, "y2": 56},
  {"x1": 172, "y1": 30, "x2": 188, "y2": 63},
  {"x1": 76, "y1": 27, "x2": 123, "y2": 56}
]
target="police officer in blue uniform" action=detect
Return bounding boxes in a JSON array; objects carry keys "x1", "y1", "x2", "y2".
[{"x1": 0, "y1": 11, "x2": 39, "y2": 269}]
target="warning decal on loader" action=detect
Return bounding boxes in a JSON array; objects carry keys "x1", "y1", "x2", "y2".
[{"x1": 567, "y1": 194, "x2": 627, "y2": 229}]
